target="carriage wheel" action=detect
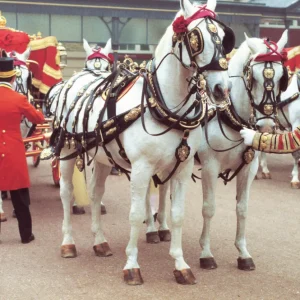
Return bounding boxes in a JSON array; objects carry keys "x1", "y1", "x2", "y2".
[
  {"x1": 52, "y1": 157, "x2": 60, "y2": 187},
  {"x1": 32, "y1": 142, "x2": 41, "y2": 167}
]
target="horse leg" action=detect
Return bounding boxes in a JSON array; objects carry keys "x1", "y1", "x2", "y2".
[
  {"x1": 157, "y1": 181, "x2": 171, "y2": 242},
  {"x1": 169, "y1": 162, "x2": 196, "y2": 285},
  {"x1": 0, "y1": 192, "x2": 7, "y2": 222},
  {"x1": 145, "y1": 181, "x2": 160, "y2": 244},
  {"x1": 123, "y1": 164, "x2": 153, "y2": 285},
  {"x1": 145, "y1": 178, "x2": 170, "y2": 243},
  {"x1": 291, "y1": 152, "x2": 300, "y2": 189},
  {"x1": 199, "y1": 161, "x2": 218, "y2": 270},
  {"x1": 89, "y1": 162, "x2": 112, "y2": 257},
  {"x1": 60, "y1": 157, "x2": 77, "y2": 258},
  {"x1": 235, "y1": 157, "x2": 258, "y2": 271},
  {"x1": 261, "y1": 152, "x2": 271, "y2": 179}
]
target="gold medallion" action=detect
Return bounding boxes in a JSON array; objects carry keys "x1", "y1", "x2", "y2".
[
  {"x1": 190, "y1": 32, "x2": 199, "y2": 52},
  {"x1": 208, "y1": 24, "x2": 217, "y2": 33},
  {"x1": 219, "y1": 58, "x2": 228, "y2": 69},
  {"x1": 94, "y1": 61, "x2": 101, "y2": 69},
  {"x1": 16, "y1": 69, "x2": 22, "y2": 77},
  {"x1": 243, "y1": 148, "x2": 255, "y2": 164},
  {"x1": 264, "y1": 68, "x2": 275, "y2": 79},
  {"x1": 75, "y1": 156, "x2": 84, "y2": 172},
  {"x1": 177, "y1": 145, "x2": 190, "y2": 162},
  {"x1": 263, "y1": 104, "x2": 274, "y2": 115}
]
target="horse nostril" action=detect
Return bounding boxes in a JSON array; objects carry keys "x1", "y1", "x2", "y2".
[{"x1": 213, "y1": 84, "x2": 224, "y2": 99}]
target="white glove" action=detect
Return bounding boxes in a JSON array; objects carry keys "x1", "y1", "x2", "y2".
[{"x1": 240, "y1": 128, "x2": 256, "y2": 146}]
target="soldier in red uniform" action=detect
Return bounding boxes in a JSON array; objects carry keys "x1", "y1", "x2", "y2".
[{"x1": 0, "y1": 50, "x2": 44, "y2": 243}]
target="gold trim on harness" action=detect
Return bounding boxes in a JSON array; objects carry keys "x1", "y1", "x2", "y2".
[{"x1": 124, "y1": 106, "x2": 142, "y2": 122}]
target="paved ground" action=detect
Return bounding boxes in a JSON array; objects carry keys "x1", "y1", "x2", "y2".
[{"x1": 0, "y1": 154, "x2": 300, "y2": 300}]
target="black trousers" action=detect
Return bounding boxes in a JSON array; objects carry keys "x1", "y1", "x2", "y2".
[{"x1": 10, "y1": 188, "x2": 32, "y2": 241}]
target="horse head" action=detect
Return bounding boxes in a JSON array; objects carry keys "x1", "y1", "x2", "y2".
[
  {"x1": 83, "y1": 38, "x2": 113, "y2": 71},
  {"x1": 168, "y1": 0, "x2": 234, "y2": 102},
  {"x1": 8, "y1": 47, "x2": 32, "y2": 97},
  {"x1": 244, "y1": 30, "x2": 288, "y2": 133}
]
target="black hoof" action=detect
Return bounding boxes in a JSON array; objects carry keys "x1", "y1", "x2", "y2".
[
  {"x1": 158, "y1": 230, "x2": 171, "y2": 242},
  {"x1": 237, "y1": 257, "x2": 255, "y2": 271},
  {"x1": 200, "y1": 257, "x2": 218, "y2": 269},
  {"x1": 72, "y1": 206, "x2": 85, "y2": 215},
  {"x1": 146, "y1": 231, "x2": 160, "y2": 244}
]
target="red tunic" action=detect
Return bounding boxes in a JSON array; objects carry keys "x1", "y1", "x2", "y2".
[{"x1": 0, "y1": 84, "x2": 45, "y2": 190}]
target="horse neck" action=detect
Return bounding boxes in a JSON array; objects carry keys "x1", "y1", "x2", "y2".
[
  {"x1": 13, "y1": 70, "x2": 29, "y2": 95},
  {"x1": 154, "y1": 28, "x2": 195, "y2": 115},
  {"x1": 228, "y1": 42, "x2": 252, "y2": 121},
  {"x1": 282, "y1": 75, "x2": 300, "y2": 130}
]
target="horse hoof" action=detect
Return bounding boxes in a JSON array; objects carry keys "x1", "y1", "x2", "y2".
[
  {"x1": 158, "y1": 230, "x2": 171, "y2": 242},
  {"x1": 101, "y1": 204, "x2": 107, "y2": 215},
  {"x1": 291, "y1": 182, "x2": 300, "y2": 189},
  {"x1": 200, "y1": 257, "x2": 218, "y2": 269},
  {"x1": 123, "y1": 268, "x2": 144, "y2": 285},
  {"x1": 93, "y1": 242, "x2": 113, "y2": 257},
  {"x1": 262, "y1": 172, "x2": 271, "y2": 179},
  {"x1": 146, "y1": 231, "x2": 160, "y2": 244},
  {"x1": 61, "y1": 244, "x2": 77, "y2": 258},
  {"x1": 173, "y1": 269, "x2": 196, "y2": 285},
  {"x1": 237, "y1": 257, "x2": 255, "y2": 271},
  {"x1": 72, "y1": 206, "x2": 85, "y2": 215},
  {"x1": 0, "y1": 213, "x2": 7, "y2": 222}
]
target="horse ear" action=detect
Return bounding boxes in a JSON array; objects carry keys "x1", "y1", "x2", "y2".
[
  {"x1": 23, "y1": 47, "x2": 31, "y2": 60},
  {"x1": 83, "y1": 39, "x2": 92, "y2": 56},
  {"x1": 180, "y1": 0, "x2": 194, "y2": 17},
  {"x1": 245, "y1": 33, "x2": 258, "y2": 54},
  {"x1": 277, "y1": 29, "x2": 288, "y2": 53},
  {"x1": 102, "y1": 38, "x2": 112, "y2": 55},
  {"x1": 206, "y1": 0, "x2": 217, "y2": 11}
]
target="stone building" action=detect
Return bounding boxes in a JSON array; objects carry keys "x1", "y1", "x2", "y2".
[{"x1": 1, "y1": 0, "x2": 299, "y2": 78}]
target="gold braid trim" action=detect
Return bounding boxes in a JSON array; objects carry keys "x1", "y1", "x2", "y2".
[
  {"x1": 0, "y1": 70, "x2": 16, "y2": 77},
  {"x1": 252, "y1": 126, "x2": 300, "y2": 153},
  {"x1": 29, "y1": 36, "x2": 58, "y2": 51}
]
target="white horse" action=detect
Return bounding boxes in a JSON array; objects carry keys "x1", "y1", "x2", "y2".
[
  {"x1": 54, "y1": 0, "x2": 232, "y2": 285},
  {"x1": 146, "y1": 31, "x2": 289, "y2": 271},
  {"x1": 0, "y1": 47, "x2": 33, "y2": 222},
  {"x1": 45, "y1": 38, "x2": 113, "y2": 213},
  {"x1": 256, "y1": 72, "x2": 300, "y2": 187},
  {"x1": 46, "y1": 38, "x2": 113, "y2": 117}
]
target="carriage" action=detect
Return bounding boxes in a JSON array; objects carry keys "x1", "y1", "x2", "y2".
[{"x1": 0, "y1": 12, "x2": 66, "y2": 186}]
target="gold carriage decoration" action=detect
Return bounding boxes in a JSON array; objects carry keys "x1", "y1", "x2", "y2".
[
  {"x1": 0, "y1": 11, "x2": 64, "y2": 186},
  {"x1": 0, "y1": 11, "x2": 67, "y2": 95}
]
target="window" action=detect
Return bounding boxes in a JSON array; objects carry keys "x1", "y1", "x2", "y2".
[
  {"x1": 83, "y1": 16, "x2": 111, "y2": 43},
  {"x1": 51, "y1": 15, "x2": 81, "y2": 42},
  {"x1": 17, "y1": 13, "x2": 50, "y2": 36}
]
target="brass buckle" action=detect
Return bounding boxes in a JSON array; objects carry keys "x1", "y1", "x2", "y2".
[{"x1": 179, "y1": 120, "x2": 201, "y2": 129}]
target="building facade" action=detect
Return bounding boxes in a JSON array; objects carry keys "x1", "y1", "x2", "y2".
[{"x1": 1, "y1": 0, "x2": 299, "y2": 77}]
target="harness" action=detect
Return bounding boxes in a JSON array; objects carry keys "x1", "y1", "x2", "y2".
[
  {"x1": 202, "y1": 39, "x2": 287, "y2": 184},
  {"x1": 242, "y1": 40, "x2": 289, "y2": 130},
  {"x1": 48, "y1": 6, "x2": 235, "y2": 185}
]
